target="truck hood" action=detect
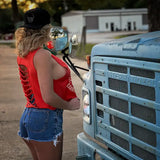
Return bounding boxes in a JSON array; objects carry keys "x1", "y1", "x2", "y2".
[{"x1": 91, "y1": 31, "x2": 160, "y2": 61}]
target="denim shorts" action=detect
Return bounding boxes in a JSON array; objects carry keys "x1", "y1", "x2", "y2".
[{"x1": 18, "y1": 107, "x2": 63, "y2": 142}]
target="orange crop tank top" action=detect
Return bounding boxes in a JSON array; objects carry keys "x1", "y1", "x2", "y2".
[{"x1": 17, "y1": 48, "x2": 77, "y2": 110}]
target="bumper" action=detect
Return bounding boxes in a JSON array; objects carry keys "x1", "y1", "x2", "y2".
[{"x1": 76, "y1": 132, "x2": 123, "y2": 160}]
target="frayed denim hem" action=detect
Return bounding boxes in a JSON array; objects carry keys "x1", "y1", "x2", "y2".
[{"x1": 18, "y1": 130, "x2": 63, "y2": 147}]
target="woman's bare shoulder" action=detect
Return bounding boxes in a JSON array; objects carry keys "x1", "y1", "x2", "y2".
[
  {"x1": 33, "y1": 48, "x2": 56, "y2": 69},
  {"x1": 34, "y1": 48, "x2": 51, "y2": 59}
]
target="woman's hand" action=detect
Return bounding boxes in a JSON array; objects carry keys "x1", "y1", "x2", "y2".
[{"x1": 67, "y1": 97, "x2": 80, "y2": 110}]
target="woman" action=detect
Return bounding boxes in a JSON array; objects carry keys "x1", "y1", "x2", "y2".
[{"x1": 15, "y1": 8, "x2": 80, "y2": 160}]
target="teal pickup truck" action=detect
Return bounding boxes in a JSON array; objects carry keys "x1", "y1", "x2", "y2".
[{"x1": 76, "y1": 31, "x2": 160, "y2": 160}]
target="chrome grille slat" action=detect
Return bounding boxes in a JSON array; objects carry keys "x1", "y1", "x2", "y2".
[{"x1": 93, "y1": 57, "x2": 160, "y2": 160}]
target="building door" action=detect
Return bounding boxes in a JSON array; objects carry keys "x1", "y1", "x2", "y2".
[
  {"x1": 128, "y1": 22, "x2": 131, "y2": 31},
  {"x1": 110, "y1": 23, "x2": 114, "y2": 31},
  {"x1": 133, "y1": 21, "x2": 136, "y2": 30},
  {"x1": 85, "y1": 16, "x2": 98, "y2": 30}
]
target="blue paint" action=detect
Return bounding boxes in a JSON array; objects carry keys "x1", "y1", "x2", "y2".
[{"x1": 77, "y1": 31, "x2": 160, "y2": 160}]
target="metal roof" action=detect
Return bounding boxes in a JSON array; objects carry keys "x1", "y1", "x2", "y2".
[
  {"x1": 62, "y1": 8, "x2": 147, "y2": 17},
  {"x1": 62, "y1": 10, "x2": 84, "y2": 17}
]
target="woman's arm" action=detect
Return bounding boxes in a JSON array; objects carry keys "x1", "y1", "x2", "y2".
[{"x1": 34, "y1": 49, "x2": 80, "y2": 110}]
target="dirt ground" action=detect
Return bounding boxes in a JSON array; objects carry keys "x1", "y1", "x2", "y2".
[{"x1": 0, "y1": 45, "x2": 86, "y2": 160}]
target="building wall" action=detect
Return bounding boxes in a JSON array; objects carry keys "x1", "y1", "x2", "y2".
[
  {"x1": 99, "y1": 16, "x2": 120, "y2": 32},
  {"x1": 98, "y1": 14, "x2": 148, "y2": 32},
  {"x1": 122, "y1": 15, "x2": 142, "y2": 31},
  {"x1": 61, "y1": 14, "x2": 84, "y2": 34},
  {"x1": 61, "y1": 9, "x2": 148, "y2": 33}
]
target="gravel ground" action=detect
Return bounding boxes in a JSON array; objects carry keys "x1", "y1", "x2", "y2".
[{"x1": 0, "y1": 45, "x2": 87, "y2": 160}]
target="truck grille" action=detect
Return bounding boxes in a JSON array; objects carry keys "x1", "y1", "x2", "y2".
[{"x1": 94, "y1": 57, "x2": 160, "y2": 160}]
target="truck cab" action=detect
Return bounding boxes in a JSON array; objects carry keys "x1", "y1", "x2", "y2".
[{"x1": 77, "y1": 31, "x2": 160, "y2": 160}]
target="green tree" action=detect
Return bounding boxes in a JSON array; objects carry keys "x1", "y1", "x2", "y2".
[
  {"x1": 124, "y1": 0, "x2": 147, "y2": 8},
  {"x1": 39, "y1": 0, "x2": 81, "y2": 25},
  {"x1": 147, "y1": 0, "x2": 160, "y2": 31},
  {"x1": 0, "y1": 9, "x2": 15, "y2": 33},
  {"x1": 75, "y1": 0, "x2": 127, "y2": 10},
  {"x1": 39, "y1": 0, "x2": 65, "y2": 25},
  {"x1": 0, "y1": 0, "x2": 160, "y2": 32}
]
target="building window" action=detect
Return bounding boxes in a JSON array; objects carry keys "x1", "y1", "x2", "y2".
[
  {"x1": 142, "y1": 14, "x2": 148, "y2": 25},
  {"x1": 106, "y1": 23, "x2": 108, "y2": 29}
]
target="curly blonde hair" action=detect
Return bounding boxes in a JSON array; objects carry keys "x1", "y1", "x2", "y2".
[{"x1": 15, "y1": 24, "x2": 51, "y2": 57}]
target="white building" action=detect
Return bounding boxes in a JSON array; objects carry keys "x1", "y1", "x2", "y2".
[{"x1": 61, "y1": 8, "x2": 148, "y2": 33}]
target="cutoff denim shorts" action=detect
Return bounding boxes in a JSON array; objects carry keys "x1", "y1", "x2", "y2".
[{"x1": 18, "y1": 107, "x2": 63, "y2": 142}]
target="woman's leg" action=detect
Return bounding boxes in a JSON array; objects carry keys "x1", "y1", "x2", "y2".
[
  {"x1": 30, "y1": 133, "x2": 63, "y2": 160},
  {"x1": 23, "y1": 138, "x2": 39, "y2": 160}
]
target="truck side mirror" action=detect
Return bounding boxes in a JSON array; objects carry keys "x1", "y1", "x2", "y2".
[
  {"x1": 69, "y1": 34, "x2": 78, "y2": 54},
  {"x1": 49, "y1": 27, "x2": 68, "y2": 51}
]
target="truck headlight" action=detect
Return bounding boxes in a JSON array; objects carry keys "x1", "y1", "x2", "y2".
[{"x1": 82, "y1": 89, "x2": 91, "y2": 124}]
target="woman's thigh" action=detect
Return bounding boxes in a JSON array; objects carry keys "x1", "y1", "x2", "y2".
[
  {"x1": 30, "y1": 133, "x2": 63, "y2": 160},
  {"x1": 23, "y1": 138, "x2": 38, "y2": 160}
]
